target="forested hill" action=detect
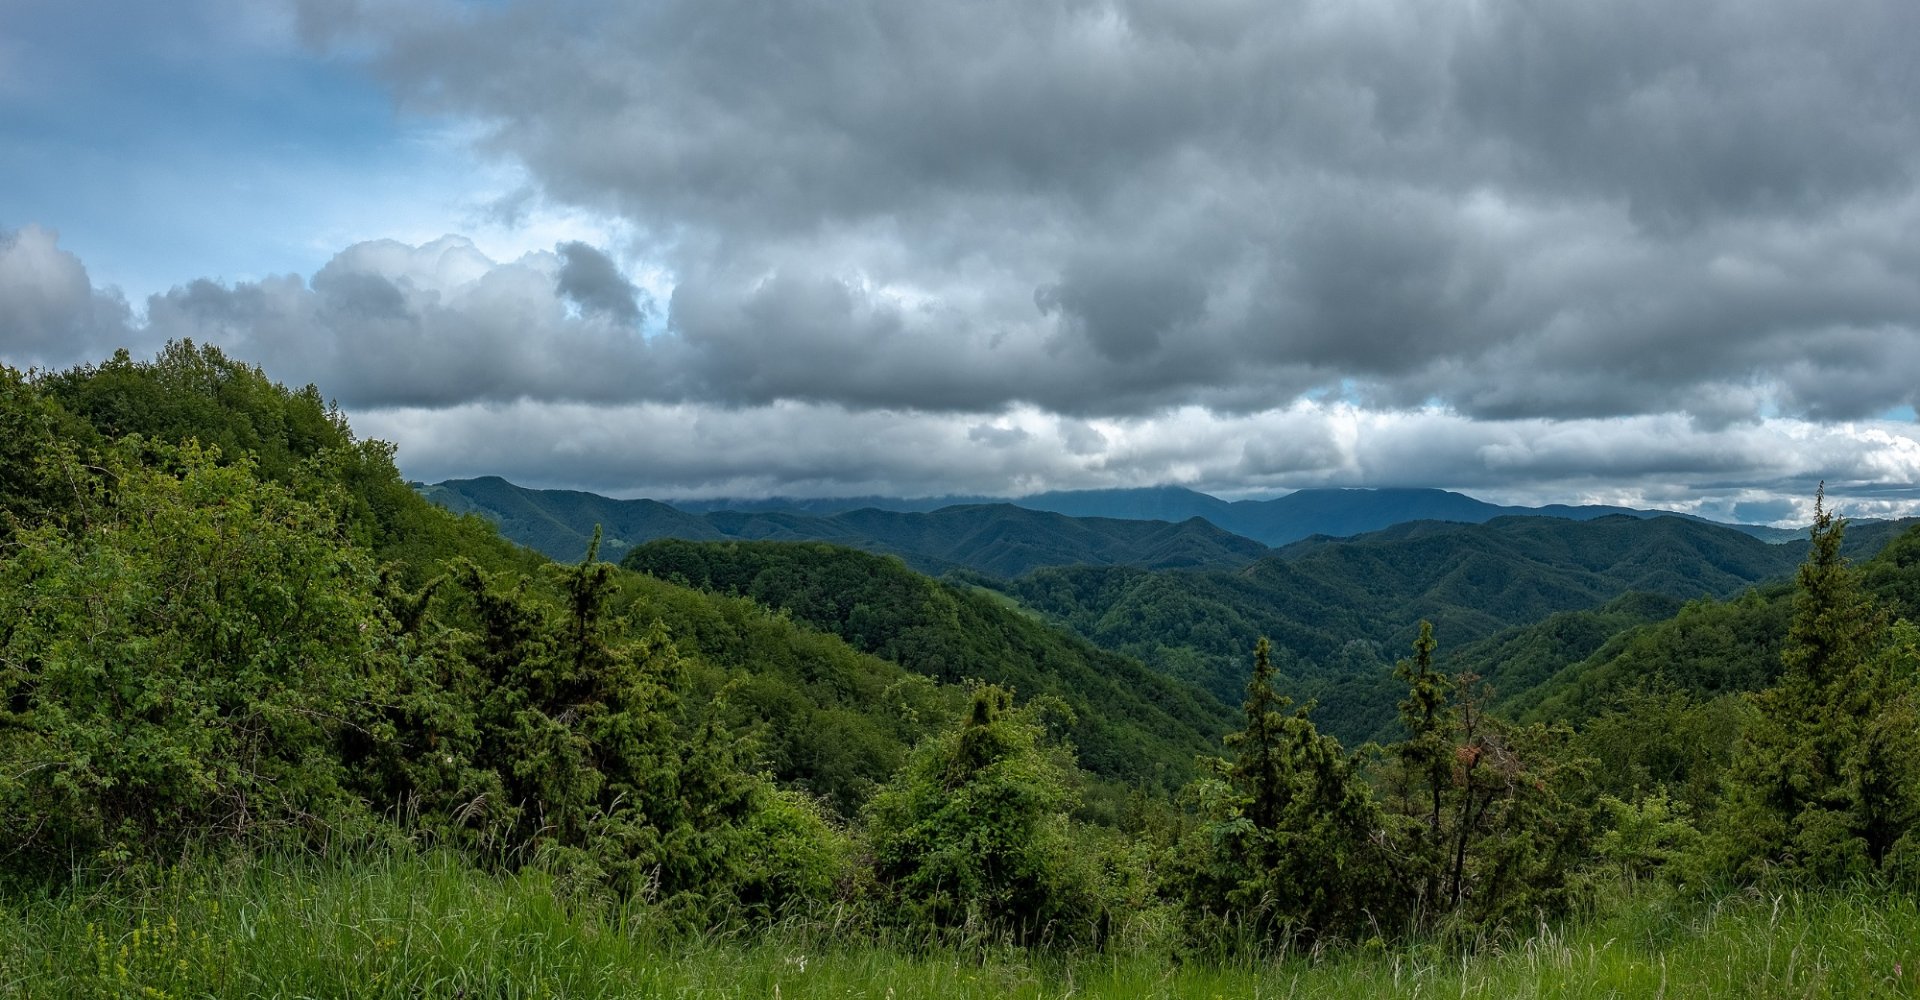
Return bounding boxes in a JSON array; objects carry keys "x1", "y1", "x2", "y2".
[
  {"x1": 1494, "y1": 519, "x2": 1920, "y2": 725},
  {"x1": 1001, "y1": 513, "x2": 1863, "y2": 744},
  {"x1": 622, "y1": 539, "x2": 1235, "y2": 788},
  {"x1": 423, "y1": 476, "x2": 1270, "y2": 575},
  {"x1": 0, "y1": 343, "x2": 1232, "y2": 870}
]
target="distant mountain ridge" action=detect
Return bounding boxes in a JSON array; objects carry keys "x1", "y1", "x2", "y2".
[
  {"x1": 420, "y1": 476, "x2": 1268, "y2": 576},
  {"x1": 666, "y1": 484, "x2": 1800, "y2": 546},
  {"x1": 425, "y1": 478, "x2": 1807, "y2": 563}
]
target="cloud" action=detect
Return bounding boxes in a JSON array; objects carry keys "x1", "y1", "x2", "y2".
[
  {"x1": 10, "y1": 1, "x2": 1920, "y2": 513},
  {"x1": 4, "y1": 227, "x2": 1917, "y2": 517},
  {"x1": 139, "y1": 235, "x2": 655, "y2": 407},
  {"x1": 283, "y1": 0, "x2": 1920, "y2": 427},
  {"x1": 0, "y1": 226, "x2": 135, "y2": 367},
  {"x1": 555, "y1": 241, "x2": 645, "y2": 324},
  {"x1": 352, "y1": 397, "x2": 1920, "y2": 522}
]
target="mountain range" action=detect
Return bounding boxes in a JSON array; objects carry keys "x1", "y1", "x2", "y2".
[
  {"x1": 659, "y1": 483, "x2": 1807, "y2": 546},
  {"x1": 420, "y1": 476, "x2": 1807, "y2": 574},
  {"x1": 420, "y1": 476, "x2": 1269, "y2": 576}
]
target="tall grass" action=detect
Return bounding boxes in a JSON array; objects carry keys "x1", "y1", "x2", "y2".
[{"x1": 2, "y1": 850, "x2": 1916, "y2": 998}]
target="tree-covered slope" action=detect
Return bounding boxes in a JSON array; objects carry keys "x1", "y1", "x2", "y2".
[
  {"x1": 2, "y1": 345, "x2": 976, "y2": 826},
  {"x1": 1510, "y1": 521, "x2": 1920, "y2": 723},
  {"x1": 10, "y1": 342, "x2": 1234, "y2": 819},
  {"x1": 426, "y1": 476, "x2": 1270, "y2": 575},
  {"x1": 1001, "y1": 514, "x2": 1835, "y2": 744},
  {"x1": 419, "y1": 475, "x2": 725, "y2": 559},
  {"x1": 623, "y1": 539, "x2": 1235, "y2": 792}
]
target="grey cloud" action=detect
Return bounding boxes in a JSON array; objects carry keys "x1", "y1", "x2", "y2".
[
  {"x1": 294, "y1": 0, "x2": 1920, "y2": 426},
  {"x1": 1037, "y1": 249, "x2": 1209, "y2": 363},
  {"x1": 968, "y1": 423, "x2": 1031, "y2": 448},
  {"x1": 0, "y1": 226, "x2": 137, "y2": 367},
  {"x1": 1450, "y1": 1, "x2": 1920, "y2": 228},
  {"x1": 143, "y1": 236, "x2": 654, "y2": 408},
  {"x1": 1734, "y1": 498, "x2": 1797, "y2": 523},
  {"x1": 555, "y1": 241, "x2": 644, "y2": 324},
  {"x1": 352, "y1": 398, "x2": 1920, "y2": 521}
]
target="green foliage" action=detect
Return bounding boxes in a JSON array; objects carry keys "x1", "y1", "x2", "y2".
[
  {"x1": 1515, "y1": 586, "x2": 1794, "y2": 724},
  {"x1": 1007, "y1": 516, "x2": 1813, "y2": 745},
  {"x1": 10, "y1": 854, "x2": 1920, "y2": 998},
  {"x1": 33, "y1": 341, "x2": 544, "y2": 584},
  {"x1": 435, "y1": 476, "x2": 1269, "y2": 576},
  {"x1": 0, "y1": 439, "x2": 384, "y2": 872},
  {"x1": 1570, "y1": 685, "x2": 1748, "y2": 814},
  {"x1": 1715, "y1": 491, "x2": 1920, "y2": 883},
  {"x1": 0, "y1": 366, "x2": 97, "y2": 536},
  {"x1": 37, "y1": 342, "x2": 351, "y2": 486},
  {"x1": 0, "y1": 353, "x2": 872, "y2": 920},
  {"x1": 862, "y1": 685, "x2": 1109, "y2": 944},
  {"x1": 1173, "y1": 639, "x2": 1390, "y2": 948},
  {"x1": 622, "y1": 540, "x2": 1233, "y2": 796},
  {"x1": 1393, "y1": 621, "x2": 1453, "y2": 838},
  {"x1": 1375, "y1": 627, "x2": 1595, "y2": 936},
  {"x1": 1591, "y1": 791, "x2": 1705, "y2": 887},
  {"x1": 1514, "y1": 521, "x2": 1920, "y2": 728},
  {"x1": 608, "y1": 567, "x2": 950, "y2": 817}
]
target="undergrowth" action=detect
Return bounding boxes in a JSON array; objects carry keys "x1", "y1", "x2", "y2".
[{"x1": 2, "y1": 849, "x2": 1917, "y2": 998}]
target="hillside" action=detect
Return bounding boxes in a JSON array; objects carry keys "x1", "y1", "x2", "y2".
[
  {"x1": 17, "y1": 346, "x2": 1234, "y2": 816},
  {"x1": 622, "y1": 539, "x2": 1235, "y2": 791},
  {"x1": 1000, "y1": 514, "x2": 1839, "y2": 744},
  {"x1": 12, "y1": 345, "x2": 1920, "y2": 981},
  {"x1": 425, "y1": 477, "x2": 1270, "y2": 575},
  {"x1": 1508, "y1": 520, "x2": 1920, "y2": 724}
]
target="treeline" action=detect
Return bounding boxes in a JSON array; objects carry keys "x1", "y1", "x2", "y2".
[{"x1": 2, "y1": 344, "x2": 1919, "y2": 955}]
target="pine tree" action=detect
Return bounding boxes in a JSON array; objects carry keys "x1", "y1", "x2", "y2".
[{"x1": 1227, "y1": 637, "x2": 1290, "y2": 833}]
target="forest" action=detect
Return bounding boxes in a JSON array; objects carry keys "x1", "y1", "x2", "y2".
[{"x1": 4, "y1": 343, "x2": 1920, "y2": 997}]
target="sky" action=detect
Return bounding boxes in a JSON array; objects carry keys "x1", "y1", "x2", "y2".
[{"x1": 4, "y1": 0, "x2": 1920, "y2": 523}]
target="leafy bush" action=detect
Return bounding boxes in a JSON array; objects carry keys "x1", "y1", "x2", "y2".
[
  {"x1": 862, "y1": 685, "x2": 1109, "y2": 944},
  {"x1": 0, "y1": 440, "x2": 385, "y2": 871}
]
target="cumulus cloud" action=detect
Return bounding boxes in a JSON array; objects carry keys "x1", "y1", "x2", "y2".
[
  {"x1": 140, "y1": 235, "x2": 655, "y2": 407},
  {"x1": 555, "y1": 241, "x2": 645, "y2": 324},
  {"x1": 0, "y1": 226, "x2": 135, "y2": 367},
  {"x1": 3, "y1": 229, "x2": 1917, "y2": 516}
]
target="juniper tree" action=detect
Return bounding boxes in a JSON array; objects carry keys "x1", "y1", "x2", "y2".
[
  {"x1": 1378, "y1": 623, "x2": 1591, "y2": 933},
  {"x1": 1175, "y1": 639, "x2": 1387, "y2": 947}
]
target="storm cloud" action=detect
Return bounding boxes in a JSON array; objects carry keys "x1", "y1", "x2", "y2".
[{"x1": 290, "y1": 0, "x2": 1920, "y2": 423}]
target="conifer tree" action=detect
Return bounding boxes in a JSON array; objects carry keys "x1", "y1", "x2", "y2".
[
  {"x1": 1176, "y1": 639, "x2": 1387, "y2": 947},
  {"x1": 1391, "y1": 620, "x2": 1452, "y2": 903},
  {"x1": 1379, "y1": 623, "x2": 1589, "y2": 932},
  {"x1": 1717, "y1": 486, "x2": 1920, "y2": 878}
]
